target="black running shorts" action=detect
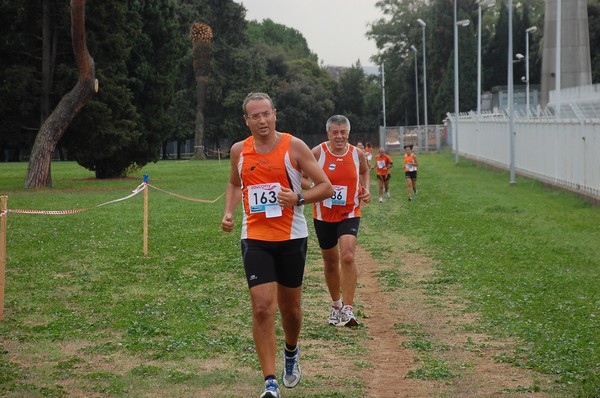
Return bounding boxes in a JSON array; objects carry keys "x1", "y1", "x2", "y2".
[
  {"x1": 241, "y1": 238, "x2": 307, "y2": 288},
  {"x1": 405, "y1": 171, "x2": 417, "y2": 181},
  {"x1": 313, "y1": 218, "x2": 360, "y2": 250}
]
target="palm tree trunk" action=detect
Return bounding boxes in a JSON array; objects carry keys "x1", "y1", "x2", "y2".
[{"x1": 190, "y1": 22, "x2": 212, "y2": 160}]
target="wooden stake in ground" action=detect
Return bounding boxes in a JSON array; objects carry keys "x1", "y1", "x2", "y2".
[
  {"x1": 143, "y1": 176, "x2": 149, "y2": 257},
  {"x1": 190, "y1": 22, "x2": 213, "y2": 160},
  {"x1": 0, "y1": 196, "x2": 8, "y2": 320}
]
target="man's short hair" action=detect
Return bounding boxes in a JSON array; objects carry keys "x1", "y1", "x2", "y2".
[
  {"x1": 326, "y1": 115, "x2": 351, "y2": 133},
  {"x1": 242, "y1": 92, "x2": 274, "y2": 114}
]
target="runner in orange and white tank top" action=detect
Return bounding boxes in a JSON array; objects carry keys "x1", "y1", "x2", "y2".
[
  {"x1": 375, "y1": 146, "x2": 393, "y2": 202},
  {"x1": 238, "y1": 133, "x2": 307, "y2": 241},
  {"x1": 313, "y1": 141, "x2": 362, "y2": 222},
  {"x1": 403, "y1": 144, "x2": 418, "y2": 201},
  {"x1": 221, "y1": 93, "x2": 333, "y2": 396},
  {"x1": 303, "y1": 115, "x2": 370, "y2": 328},
  {"x1": 364, "y1": 142, "x2": 374, "y2": 170}
]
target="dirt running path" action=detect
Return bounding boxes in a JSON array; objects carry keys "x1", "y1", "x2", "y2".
[{"x1": 305, "y1": 244, "x2": 557, "y2": 397}]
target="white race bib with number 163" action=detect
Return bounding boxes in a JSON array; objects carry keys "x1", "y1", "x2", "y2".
[{"x1": 248, "y1": 183, "x2": 282, "y2": 218}]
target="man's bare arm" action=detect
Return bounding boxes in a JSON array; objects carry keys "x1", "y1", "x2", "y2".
[{"x1": 221, "y1": 142, "x2": 243, "y2": 232}]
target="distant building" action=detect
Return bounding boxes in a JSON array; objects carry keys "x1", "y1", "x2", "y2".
[
  {"x1": 324, "y1": 65, "x2": 380, "y2": 82},
  {"x1": 324, "y1": 66, "x2": 347, "y2": 82},
  {"x1": 487, "y1": 85, "x2": 541, "y2": 113}
]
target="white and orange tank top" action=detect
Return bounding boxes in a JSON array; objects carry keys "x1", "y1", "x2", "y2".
[
  {"x1": 238, "y1": 133, "x2": 307, "y2": 241},
  {"x1": 404, "y1": 153, "x2": 417, "y2": 172},
  {"x1": 313, "y1": 143, "x2": 361, "y2": 222}
]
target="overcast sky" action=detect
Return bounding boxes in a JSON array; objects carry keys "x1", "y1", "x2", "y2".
[{"x1": 234, "y1": 0, "x2": 382, "y2": 68}]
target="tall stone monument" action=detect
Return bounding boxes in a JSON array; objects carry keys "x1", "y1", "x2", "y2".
[{"x1": 540, "y1": 0, "x2": 592, "y2": 106}]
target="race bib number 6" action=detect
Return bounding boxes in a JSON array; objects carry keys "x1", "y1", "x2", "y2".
[
  {"x1": 331, "y1": 185, "x2": 348, "y2": 205},
  {"x1": 248, "y1": 183, "x2": 282, "y2": 218},
  {"x1": 323, "y1": 185, "x2": 348, "y2": 208}
]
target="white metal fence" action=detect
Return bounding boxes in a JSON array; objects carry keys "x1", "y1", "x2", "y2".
[
  {"x1": 379, "y1": 87, "x2": 600, "y2": 201},
  {"x1": 447, "y1": 105, "x2": 600, "y2": 200}
]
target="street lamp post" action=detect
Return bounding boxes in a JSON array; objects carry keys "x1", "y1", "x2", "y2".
[
  {"x1": 380, "y1": 62, "x2": 387, "y2": 150},
  {"x1": 476, "y1": 0, "x2": 496, "y2": 115},
  {"x1": 525, "y1": 26, "x2": 537, "y2": 116},
  {"x1": 453, "y1": 0, "x2": 470, "y2": 164},
  {"x1": 411, "y1": 45, "x2": 420, "y2": 129},
  {"x1": 508, "y1": 0, "x2": 516, "y2": 184},
  {"x1": 381, "y1": 62, "x2": 386, "y2": 129},
  {"x1": 556, "y1": 0, "x2": 562, "y2": 118},
  {"x1": 416, "y1": 18, "x2": 428, "y2": 152}
]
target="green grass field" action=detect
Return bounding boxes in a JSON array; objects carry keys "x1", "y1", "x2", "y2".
[{"x1": 0, "y1": 154, "x2": 599, "y2": 397}]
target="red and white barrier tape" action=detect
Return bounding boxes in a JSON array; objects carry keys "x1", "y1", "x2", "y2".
[
  {"x1": 6, "y1": 183, "x2": 147, "y2": 215},
  {"x1": 3, "y1": 182, "x2": 223, "y2": 215},
  {"x1": 95, "y1": 182, "x2": 147, "y2": 207}
]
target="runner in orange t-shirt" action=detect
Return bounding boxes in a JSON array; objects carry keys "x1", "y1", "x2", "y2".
[
  {"x1": 304, "y1": 115, "x2": 371, "y2": 327},
  {"x1": 375, "y1": 146, "x2": 393, "y2": 202}
]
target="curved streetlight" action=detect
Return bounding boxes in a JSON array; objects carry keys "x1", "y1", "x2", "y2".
[
  {"x1": 453, "y1": 4, "x2": 470, "y2": 164},
  {"x1": 525, "y1": 26, "x2": 538, "y2": 116},
  {"x1": 411, "y1": 45, "x2": 420, "y2": 129},
  {"x1": 416, "y1": 18, "x2": 428, "y2": 151}
]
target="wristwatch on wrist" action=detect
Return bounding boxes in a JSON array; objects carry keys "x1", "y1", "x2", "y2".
[{"x1": 297, "y1": 193, "x2": 305, "y2": 206}]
